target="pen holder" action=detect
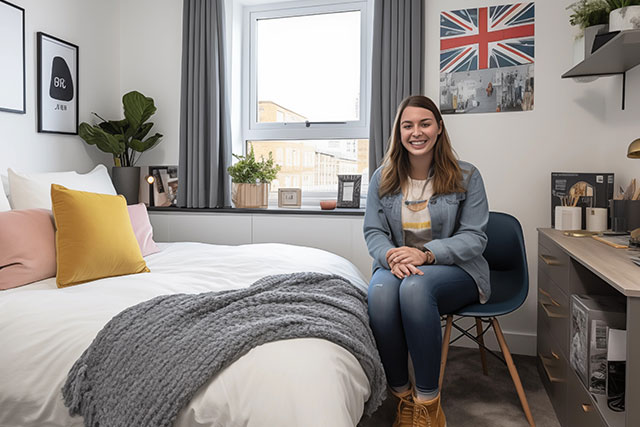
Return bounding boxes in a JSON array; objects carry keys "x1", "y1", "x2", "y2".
[
  {"x1": 610, "y1": 200, "x2": 640, "y2": 232},
  {"x1": 555, "y1": 206, "x2": 582, "y2": 231},
  {"x1": 586, "y1": 208, "x2": 608, "y2": 232}
]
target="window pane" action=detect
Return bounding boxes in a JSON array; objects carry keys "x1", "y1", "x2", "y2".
[
  {"x1": 256, "y1": 11, "x2": 361, "y2": 123},
  {"x1": 249, "y1": 139, "x2": 369, "y2": 198}
]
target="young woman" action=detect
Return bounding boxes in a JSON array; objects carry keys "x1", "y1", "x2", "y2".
[{"x1": 363, "y1": 95, "x2": 490, "y2": 427}]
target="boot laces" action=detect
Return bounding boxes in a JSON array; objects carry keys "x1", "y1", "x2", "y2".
[
  {"x1": 413, "y1": 402, "x2": 432, "y2": 427},
  {"x1": 395, "y1": 396, "x2": 414, "y2": 425}
]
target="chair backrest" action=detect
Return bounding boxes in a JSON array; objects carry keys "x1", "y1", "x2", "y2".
[{"x1": 482, "y1": 211, "x2": 529, "y2": 311}]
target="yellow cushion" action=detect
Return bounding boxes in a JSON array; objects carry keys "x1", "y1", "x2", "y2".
[{"x1": 51, "y1": 184, "x2": 149, "y2": 288}]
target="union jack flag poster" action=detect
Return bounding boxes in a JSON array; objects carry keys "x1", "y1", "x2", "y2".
[{"x1": 439, "y1": 3, "x2": 535, "y2": 114}]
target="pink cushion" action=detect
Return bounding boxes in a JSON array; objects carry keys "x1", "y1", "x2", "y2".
[
  {"x1": 0, "y1": 209, "x2": 57, "y2": 290},
  {"x1": 127, "y1": 204, "x2": 160, "y2": 257}
]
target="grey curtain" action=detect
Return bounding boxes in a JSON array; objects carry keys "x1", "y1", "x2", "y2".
[
  {"x1": 178, "y1": 0, "x2": 231, "y2": 208},
  {"x1": 369, "y1": 0, "x2": 424, "y2": 175}
]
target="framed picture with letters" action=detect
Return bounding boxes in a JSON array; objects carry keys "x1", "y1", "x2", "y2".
[{"x1": 37, "y1": 32, "x2": 78, "y2": 134}]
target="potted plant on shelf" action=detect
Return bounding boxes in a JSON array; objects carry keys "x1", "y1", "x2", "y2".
[
  {"x1": 567, "y1": 0, "x2": 610, "y2": 63},
  {"x1": 227, "y1": 145, "x2": 281, "y2": 208},
  {"x1": 78, "y1": 91, "x2": 163, "y2": 204},
  {"x1": 605, "y1": 0, "x2": 640, "y2": 31}
]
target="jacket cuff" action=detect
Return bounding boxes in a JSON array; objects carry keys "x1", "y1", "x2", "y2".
[
  {"x1": 378, "y1": 245, "x2": 394, "y2": 269},
  {"x1": 424, "y1": 240, "x2": 452, "y2": 265}
]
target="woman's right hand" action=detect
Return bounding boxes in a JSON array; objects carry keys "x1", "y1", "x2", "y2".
[{"x1": 390, "y1": 263, "x2": 424, "y2": 279}]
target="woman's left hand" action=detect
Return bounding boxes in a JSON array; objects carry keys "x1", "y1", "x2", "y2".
[{"x1": 387, "y1": 246, "x2": 427, "y2": 268}]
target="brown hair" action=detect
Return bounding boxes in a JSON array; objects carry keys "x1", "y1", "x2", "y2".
[{"x1": 378, "y1": 95, "x2": 464, "y2": 198}]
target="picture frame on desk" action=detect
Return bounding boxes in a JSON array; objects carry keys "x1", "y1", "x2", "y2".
[
  {"x1": 147, "y1": 166, "x2": 178, "y2": 207},
  {"x1": 37, "y1": 32, "x2": 78, "y2": 134},
  {"x1": 0, "y1": 0, "x2": 25, "y2": 114}
]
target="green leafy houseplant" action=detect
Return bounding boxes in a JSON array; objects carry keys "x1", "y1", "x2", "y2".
[
  {"x1": 78, "y1": 91, "x2": 163, "y2": 167},
  {"x1": 227, "y1": 145, "x2": 281, "y2": 184},
  {"x1": 567, "y1": 0, "x2": 609, "y2": 29}
]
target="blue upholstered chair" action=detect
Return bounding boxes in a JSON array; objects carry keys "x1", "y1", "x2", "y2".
[{"x1": 438, "y1": 211, "x2": 535, "y2": 427}]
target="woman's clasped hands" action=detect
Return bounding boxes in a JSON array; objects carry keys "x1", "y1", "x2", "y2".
[{"x1": 385, "y1": 246, "x2": 430, "y2": 279}]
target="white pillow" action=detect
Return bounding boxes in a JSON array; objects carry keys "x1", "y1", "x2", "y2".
[
  {"x1": 0, "y1": 179, "x2": 10, "y2": 212},
  {"x1": 8, "y1": 164, "x2": 117, "y2": 210}
]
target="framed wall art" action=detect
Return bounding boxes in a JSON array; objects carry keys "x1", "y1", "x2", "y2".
[
  {"x1": 337, "y1": 174, "x2": 362, "y2": 208},
  {"x1": 37, "y1": 32, "x2": 79, "y2": 134},
  {"x1": 0, "y1": 0, "x2": 25, "y2": 114}
]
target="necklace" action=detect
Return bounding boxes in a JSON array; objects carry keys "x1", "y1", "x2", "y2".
[{"x1": 404, "y1": 177, "x2": 430, "y2": 212}]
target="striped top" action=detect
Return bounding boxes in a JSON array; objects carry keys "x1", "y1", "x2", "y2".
[{"x1": 402, "y1": 177, "x2": 434, "y2": 250}]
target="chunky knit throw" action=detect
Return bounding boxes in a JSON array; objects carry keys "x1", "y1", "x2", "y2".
[{"x1": 62, "y1": 272, "x2": 386, "y2": 427}]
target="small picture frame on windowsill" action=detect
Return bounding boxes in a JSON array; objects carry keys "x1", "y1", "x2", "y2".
[
  {"x1": 147, "y1": 165, "x2": 178, "y2": 207},
  {"x1": 337, "y1": 175, "x2": 361, "y2": 208},
  {"x1": 278, "y1": 188, "x2": 301, "y2": 208}
]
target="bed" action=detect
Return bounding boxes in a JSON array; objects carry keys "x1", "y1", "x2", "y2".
[{"x1": 0, "y1": 241, "x2": 382, "y2": 427}]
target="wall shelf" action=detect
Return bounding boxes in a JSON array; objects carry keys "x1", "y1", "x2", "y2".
[{"x1": 562, "y1": 29, "x2": 640, "y2": 109}]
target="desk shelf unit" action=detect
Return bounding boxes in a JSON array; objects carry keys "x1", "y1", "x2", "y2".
[
  {"x1": 537, "y1": 229, "x2": 639, "y2": 427},
  {"x1": 561, "y1": 29, "x2": 640, "y2": 109}
]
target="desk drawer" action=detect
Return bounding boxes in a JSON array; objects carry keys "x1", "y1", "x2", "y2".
[
  {"x1": 538, "y1": 233, "x2": 570, "y2": 293},
  {"x1": 567, "y1": 369, "x2": 606, "y2": 427},
  {"x1": 538, "y1": 266, "x2": 569, "y2": 358},
  {"x1": 537, "y1": 313, "x2": 567, "y2": 426}
]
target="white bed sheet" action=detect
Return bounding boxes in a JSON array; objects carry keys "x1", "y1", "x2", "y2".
[{"x1": 0, "y1": 242, "x2": 371, "y2": 427}]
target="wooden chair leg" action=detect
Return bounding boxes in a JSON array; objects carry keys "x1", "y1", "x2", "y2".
[
  {"x1": 475, "y1": 317, "x2": 489, "y2": 375},
  {"x1": 439, "y1": 315, "x2": 453, "y2": 391},
  {"x1": 491, "y1": 318, "x2": 535, "y2": 427}
]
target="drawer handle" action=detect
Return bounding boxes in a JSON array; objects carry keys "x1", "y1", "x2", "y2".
[
  {"x1": 538, "y1": 353, "x2": 564, "y2": 383},
  {"x1": 582, "y1": 404, "x2": 593, "y2": 412},
  {"x1": 539, "y1": 301, "x2": 567, "y2": 318},
  {"x1": 539, "y1": 254, "x2": 561, "y2": 266},
  {"x1": 551, "y1": 351, "x2": 560, "y2": 360},
  {"x1": 538, "y1": 289, "x2": 561, "y2": 307}
]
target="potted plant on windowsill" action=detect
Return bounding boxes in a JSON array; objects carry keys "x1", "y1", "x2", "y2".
[
  {"x1": 78, "y1": 91, "x2": 163, "y2": 204},
  {"x1": 567, "y1": 0, "x2": 610, "y2": 64},
  {"x1": 605, "y1": 0, "x2": 640, "y2": 31},
  {"x1": 227, "y1": 145, "x2": 281, "y2": 208}
]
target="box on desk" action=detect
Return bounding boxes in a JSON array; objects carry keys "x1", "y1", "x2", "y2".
[
  {"x1": 570, "y1": 295, "x2": 626, "y2": 394},
  {"x1": 551, "y1": 172, "x2": 614, "y2": 229}
]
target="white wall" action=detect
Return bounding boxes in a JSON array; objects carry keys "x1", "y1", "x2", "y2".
[
  {"x1": 426, "y1": 0, "x2": 640, "y2": 347},
  {"x1": 0, "y1": 0, "x2": 119, "y2": 175},
  {"x1": 118, "y1": 0, "x2": 183, "y2": 168}
]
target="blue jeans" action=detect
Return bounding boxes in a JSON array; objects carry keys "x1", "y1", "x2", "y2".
[{"x1": 368, "y1": 265, "x2": 479, "y2": 394}]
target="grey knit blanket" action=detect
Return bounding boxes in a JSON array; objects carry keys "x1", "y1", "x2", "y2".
[{"x1": 62, "y1": 272, "x2": 386, "y2": 427}]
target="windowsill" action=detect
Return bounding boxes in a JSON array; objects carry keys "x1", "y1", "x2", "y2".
[{"x1": 147, "y1": 205, "x2": 365, "y2": 216}]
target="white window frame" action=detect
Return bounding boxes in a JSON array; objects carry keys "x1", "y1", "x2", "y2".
[{"x1": 241, "y1": 0, "x2": 372, "y2": 143}]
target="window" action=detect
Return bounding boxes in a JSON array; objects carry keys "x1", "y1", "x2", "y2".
[{"x1": 242, "y1": 1, "x2": 372, "y2": 204}]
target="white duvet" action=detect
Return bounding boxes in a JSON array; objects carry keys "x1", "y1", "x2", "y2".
[{"x1": 0, "y1": 242, "x2": 372, "y2": 427}]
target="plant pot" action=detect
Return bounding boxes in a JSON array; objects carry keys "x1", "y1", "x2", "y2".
[
  {"x1": 573, "y1": 24, "x2": 608, "y2": 66},
  {"x1": 609, "y1": 6, "x2": 640, "y2": 32},
  {"x1": 112, "y1": 166, "x2": 140, "y2": 205},
  {"x1": 232, "y1": 182, "x2": 269, "y2": 208}
]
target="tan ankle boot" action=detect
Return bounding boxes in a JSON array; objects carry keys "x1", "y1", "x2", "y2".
[
  {"x1": 391, "y1": 389, "x2": 414, "y2": 427},
  {"x1": 413, "y1": 393, "x2": 446, "y2": 427}
]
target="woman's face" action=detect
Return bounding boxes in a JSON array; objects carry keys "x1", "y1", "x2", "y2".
[{"x1": 399, "y1": 106, "x2": 442, "y2": 160}]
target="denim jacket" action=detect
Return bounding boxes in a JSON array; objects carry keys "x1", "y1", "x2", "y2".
[{"x1": 363, "y1": 160, "x2": 490, "y2": 303}]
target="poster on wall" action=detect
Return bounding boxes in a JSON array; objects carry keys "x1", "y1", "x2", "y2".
[
  {"x1": 439, "y1": 3, "x2": 535, "y2": 114},
  {"x1": 37, "y1": 32, "x2": 78, "y2": 134},
  {"x1": 0, "y1": 0, "x2": 25, "y2": 114}
]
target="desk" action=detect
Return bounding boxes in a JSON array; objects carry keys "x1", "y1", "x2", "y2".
[{"x1": 537, "y1": 229, "x2": 639, "y2": 427}]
